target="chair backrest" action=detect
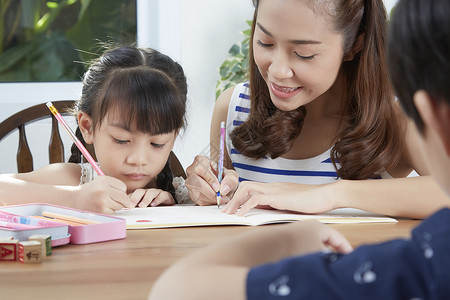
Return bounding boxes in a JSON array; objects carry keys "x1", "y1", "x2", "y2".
[
  {"x1": 0, "y1": 101, "x2": 75, "y2": 173},
  {"x1": 0, "y1": 100, "x2": 187, "y2": 179}
]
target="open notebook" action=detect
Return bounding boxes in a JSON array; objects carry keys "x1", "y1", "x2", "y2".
[{"x1": 113, "y1": 205, "x2": 397, "y2": 229}]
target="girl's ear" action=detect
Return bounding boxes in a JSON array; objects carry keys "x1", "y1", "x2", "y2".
[
  {"x1": 77, "y1": 111, "x2": 95, "y2": 144},
  {"x1": 343, "y1": 34, "x2": 365, "y2": 62},
  {"x1": 414, "y1": 90, "x2": 450, "y2": 157}
]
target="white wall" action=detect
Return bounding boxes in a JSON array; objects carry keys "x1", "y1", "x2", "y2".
[
  {"x1": 0, "y1": 0, "x2": 397, "y2": 174},
  {"x1": 152, "y1": 0, "x2": 254, "y2": 169},
  {"x1": 384, "y1": 0, "x2": 398, "y2": 13}
]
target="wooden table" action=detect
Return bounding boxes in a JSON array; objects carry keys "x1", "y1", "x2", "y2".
[{"x1": 1, "y1": 220, "x2": 419, "y2": 300}]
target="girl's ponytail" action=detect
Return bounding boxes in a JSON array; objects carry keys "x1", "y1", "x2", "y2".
[
  {"x1": 156, "y1": 158, "x2": 176, "y2": 202},
  {"x1": 68, "y1": 127, "x2": 86, "y2": 163}
]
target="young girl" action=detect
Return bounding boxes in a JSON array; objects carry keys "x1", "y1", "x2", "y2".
[
  {"x1": 185, "y1": 0, "x2": 450, "y2": 219},
  {"x1": 0, "y1": 46, "x2": 190, "y2": 214}
]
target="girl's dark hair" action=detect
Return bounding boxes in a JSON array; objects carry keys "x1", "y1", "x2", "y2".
[
  {"x1": 69, "y1": 46, "x2": 187, "y2": 196},
  {"x1": 231, "y1": 0, "x2": 403, "y2": 180},
  {"x1": 388, "y1": 0, "x2": 450, "y2": 134}
]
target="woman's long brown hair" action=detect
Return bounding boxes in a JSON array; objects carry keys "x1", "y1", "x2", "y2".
[{"x1": 231, "y1": 0, "x2": 404, "y2": 180}]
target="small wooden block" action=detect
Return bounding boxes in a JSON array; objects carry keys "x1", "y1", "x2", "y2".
[
  {"x1": 29, "y1": 234, "x2": 52, "y2": 257},
  {"x1": 18, "y1": 241, "x2": 42, "y2": 264},
  {"x1": 0, "y1": 239, "x2": 19, "y2": 261}
]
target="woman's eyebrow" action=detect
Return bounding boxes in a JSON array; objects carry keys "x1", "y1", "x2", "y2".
[{"x1": 256, "y1": 22, "x2": 322, "y2": 45}]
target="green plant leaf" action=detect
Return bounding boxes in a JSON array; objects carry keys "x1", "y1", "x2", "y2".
[
  {"x1": 0, "y1": 42, "x2": 34, "y2": 72},
  {"x1": 0, "y1": 32, "x2": 83, "y2": 81},
  {"x1": 65, "y1": 0, "x2": 136, "y2": 63},
  {"x1": 30, "y1": 32, "x2": 84, "y2": 81},
  {"x1": 216, "y1": 20, "x2": 252, "y2": 99}
]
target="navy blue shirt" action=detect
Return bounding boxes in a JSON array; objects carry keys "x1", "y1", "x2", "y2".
[{"x1": 247, "y1": 208, "x2": 450, "y2": 299}]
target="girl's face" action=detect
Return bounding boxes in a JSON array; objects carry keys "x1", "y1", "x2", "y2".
[
  {"x1": 253, "y1": 0, "x2": 345, "y2": 111},
  {"x1": 80, "y1": 111, "x2": 177, "y2": 193}
]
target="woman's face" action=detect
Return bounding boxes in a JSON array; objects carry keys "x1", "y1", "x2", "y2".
[{"x1": 253, "y1": 0, "x2": 345, "y2": 111}]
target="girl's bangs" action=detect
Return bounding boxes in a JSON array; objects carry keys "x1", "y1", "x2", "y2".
[{"x1": 98, "y1": 68, "x2": 185, "y2": 135}]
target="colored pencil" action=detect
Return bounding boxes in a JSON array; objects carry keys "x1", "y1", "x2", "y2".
[
  {"x1": 42, "y1": 211, "x2": 101, "y2": 225},
  {"x1": 46, "y1": 101, "x2": 104, "y2": 176},
  {"x1": 32, "y1": 215, "x2": 84, "y2": 226},
  {"x1": 217, "y1": 121, "x2": 225, "y2": 208}
]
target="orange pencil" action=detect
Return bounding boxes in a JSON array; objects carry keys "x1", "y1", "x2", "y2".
[
  {"x1": 42, "y1": 211, "x2": 101, "y2": 225},
  {"x1": 32, "y1": 215, "x2": 84, "y2": 226}
]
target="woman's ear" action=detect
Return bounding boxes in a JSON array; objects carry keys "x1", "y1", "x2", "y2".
[
  {"x1": 414, "y1": 90, "x2": 450, "y2": 157},
  {"x1": 77, "y1": 111, "x2": 95, "y2": 144},
  {"x1": 174, "y1": 129, "x2": 181, "y2": 139},
  {"x1": 343, "y1": 34, "x2": 365, "y2": 62}
]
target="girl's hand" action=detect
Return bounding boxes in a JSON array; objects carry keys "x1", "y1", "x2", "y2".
[
  {"x1": 222, "y1": 181, "x2": 336, "y2": 216},
  {"x1": 75, "y1": 176, "x2": 132, "y2": 214},
  {"x1": 129, "y1": 189, "x2": 175, "y2": 207},
  {"x1": 185, "y1": 155, "x2": 239, "y2": 206}
]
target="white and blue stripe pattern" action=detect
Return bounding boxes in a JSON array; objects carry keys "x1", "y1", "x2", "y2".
[{"x1": 225, "y1": 82, "x2": 341, "y2": 184}]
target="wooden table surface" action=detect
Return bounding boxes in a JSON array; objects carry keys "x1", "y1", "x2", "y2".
[{"x1": 1, "y1": 219, "x2": 419, "y2": 300}]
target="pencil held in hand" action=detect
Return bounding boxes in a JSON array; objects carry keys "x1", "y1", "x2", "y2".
[
  {"x1": 217, "y1": 121, "x2": 225, "y2": 208},
  {"x1": 46, "y1": 101, "x2": 104, "y2": 176}
]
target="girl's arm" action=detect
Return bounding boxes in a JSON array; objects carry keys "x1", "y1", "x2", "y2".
[
  {"x1": 0, "y1": 163, "x2": 81, "y2": 207},
  {"x1": 149, "y1": 220, "x2": 352, "y2": 300},
  {"x1": 0, "y1": 163, "x2": 132, "y2": 214}
]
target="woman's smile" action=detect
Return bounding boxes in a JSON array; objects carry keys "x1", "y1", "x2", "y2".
[{"x1": 270, "y1": 82, "x2": 302, "y2": 99}]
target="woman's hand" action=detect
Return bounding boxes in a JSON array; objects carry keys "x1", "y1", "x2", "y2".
[
  {"x1": 129, "y1": 189, "x2": 175, "y2": 207},
  {"x1": 222, "y1": 181, "x2": 337, "y2": 216},
  {"x1": 185, "y1": 155, "x2": 239, "y2": 206},
  {"x1": 75, "y1": 175, "x2": 132, "y2": 214}
]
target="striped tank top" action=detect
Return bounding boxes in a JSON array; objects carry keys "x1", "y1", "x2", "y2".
[{"x1": 225, "y1": 82, "x2": 341, "y2": 184}]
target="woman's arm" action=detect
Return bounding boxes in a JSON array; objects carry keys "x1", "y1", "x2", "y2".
[
  {"x1": 338, "y1": 176, "x2": 449, "y2": 218},
  {"x1": 222, "y1": 174, "x2": 449, "y2": 219},
  {"x1": 223, "y1": 110, "x2": 449, "y2": 219},
  {"x1": 340, "y1": 115, "x2": 450, "y2": 218},
  {"x1": 149, "y1": 220, "x2": 352, "y2": 300},
  {"x1": 185, "y1": 87, "x2": 240, "y2": 205},
  {"x1": 210, "y1": 86, "x2": 234, "y2": 168}
]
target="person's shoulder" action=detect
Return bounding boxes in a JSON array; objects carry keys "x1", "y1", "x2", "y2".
[
  {"x1": 216, "y1": 82, "x2": 250, "y2": 108},
  {"x1": 215, "y1": 85, "x2": 238, "y2": 113}
]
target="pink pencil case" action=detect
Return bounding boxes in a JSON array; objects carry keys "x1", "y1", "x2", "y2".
[{"x1": 0, "y1": 204, "x2": 126, "y2": 245}]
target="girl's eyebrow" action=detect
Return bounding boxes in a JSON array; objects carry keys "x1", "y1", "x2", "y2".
[
  {"x1": 109, "y1": 122, "x2": 132, "y2": 132},
  {"x1": 256, "y1": 22, "x2": 322, "y2": 45}
]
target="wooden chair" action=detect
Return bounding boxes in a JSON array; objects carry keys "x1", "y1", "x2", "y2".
[
  {"x1": 0, "y1": 100, "x2": 75, "y2": 173},
  {"x1": 0, "y1": 100, "x2": 186, "y2": 178}
]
